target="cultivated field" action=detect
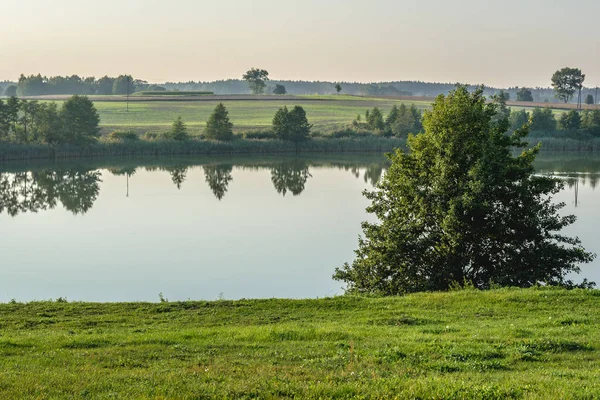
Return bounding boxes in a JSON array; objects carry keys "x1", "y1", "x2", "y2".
[
  {"x1": 25, "y1": 94, "x2": 595, "y2": 136},
  {"x1": 1, "y1": 288, "x2": 599, "y2": 398},
  {"x1": 24, "y1": 95, "x2": 427, "y2": 135}
]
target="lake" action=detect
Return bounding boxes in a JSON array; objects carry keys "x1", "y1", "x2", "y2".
[{"x1": 0, "y1": 153, "x2": 598, "y2": 302}]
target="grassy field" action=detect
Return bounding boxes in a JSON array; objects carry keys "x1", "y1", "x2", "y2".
[
  {"x1": 2, "y1": 287, "x2": 600, "y2": 399},
  {"x1": 88, "y1": 95, "x2": 432, "y2": 135}
]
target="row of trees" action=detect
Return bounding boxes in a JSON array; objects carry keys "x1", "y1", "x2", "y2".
[
  {"x1": 157, "y1": 103, "x2": 312, "y2": 143},
  {"x1": 352, "y1": 104, "x2": 423, "y2": 137},
  {"x1": 14, "y1": 74, "x2": 160, "y2": 96},
  {"x1": 0, "y1": 95, "x2": 100, "y2": 144},
  {"x1": 508, "y1": 108, "x2": 600, "y2": 133}
]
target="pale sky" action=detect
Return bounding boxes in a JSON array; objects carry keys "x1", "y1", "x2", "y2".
[{"x1": 1, "y1": 0, "x2": 599, "y2": 87}]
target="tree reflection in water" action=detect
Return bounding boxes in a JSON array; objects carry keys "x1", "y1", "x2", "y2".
[
  {"x1": 1, "y1": 157, "x2": 390, "y2": 215},
  {"x1": 0, "y1": 168, "x2": 101, "y2": 216},
  {"x1": 270, "y1": 161, "x2": 312, "y2": 197},
  {"x1": 204, "y1": 165, "x2": 233, "y2": 200}
]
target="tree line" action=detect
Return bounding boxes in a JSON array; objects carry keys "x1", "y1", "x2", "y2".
[
  {"x1": 0, "y1": 95, "x2": 100, "y2": 144},
  {"x1": 12, "y1": 74, "x2": 166, "y2": 96}
]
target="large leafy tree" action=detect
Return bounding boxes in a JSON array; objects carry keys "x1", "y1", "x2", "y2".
[
  {"x1": 205, "y1": 103, "x2": 234, "y2": 141},
  {"x1": 551, "y1": 67, "x2": 585, "y2": 104},
  {"x1": 334, "y1": 86, "x2": 594, "y2": 295},
  {"x1": 272, "y1": 106, "x2": 312, "y2": 143},
  {"x1": 242, "y1": 68, "x2": 269, "y2": 95},
  {"x1": 60, "y1": 95, "x2": 100, "y2": 144},
  {"x1": 112, "y1": 75, "x2": 134, "y2": 95},
  {"x1": 516, "y1": 87, "x2": 534, "y2": 102}
]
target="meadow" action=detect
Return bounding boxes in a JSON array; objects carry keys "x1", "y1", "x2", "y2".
[
  {"x1": 89, "y1": 95, "x2": 432, "y2": 135},
  {"x1": 1, "y1": 287, "x2": 600, "y2": 399}
]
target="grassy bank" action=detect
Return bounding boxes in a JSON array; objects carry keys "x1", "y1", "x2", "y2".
[
  {"x1": 1, "y1": 288, "x2": 600, "y2": 399},
  {"x1": 0, "y1": 137, "x2": 406, "y2": 162},
  {"x1": 4, "y1": 136, "x2": 600, "y2": 162}
]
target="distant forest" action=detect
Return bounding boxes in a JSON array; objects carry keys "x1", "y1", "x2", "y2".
[{"x1": 3, "y1": 74, "x2": 599, "y2": 103}]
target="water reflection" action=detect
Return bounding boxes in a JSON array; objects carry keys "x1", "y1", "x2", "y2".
[
  {"x1": 0, "y1": 157, "x2": 388, "y2": 216},
  {"x1": 270, "y1": 161, "x2": 311, "y2": 197},
  {"x1": 0, "y1": 169, "x2": 101, "y2": 216},
  {"x1": 204, "y1": 165, "x2": 233, "y2": 200}
]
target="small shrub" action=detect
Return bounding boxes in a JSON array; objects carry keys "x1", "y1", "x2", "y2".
[{"x1": 108, "y1": 131, "x2": 139, "y2": 141}]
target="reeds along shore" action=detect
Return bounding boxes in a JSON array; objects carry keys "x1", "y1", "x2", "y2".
[{"x1": 0, "y1": 137, "x2": 407, "y2": 162}]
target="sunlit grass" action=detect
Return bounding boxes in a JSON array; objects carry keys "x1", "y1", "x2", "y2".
[{"x1": 1, "y1": 288, "x2": 600, "y2": 398}]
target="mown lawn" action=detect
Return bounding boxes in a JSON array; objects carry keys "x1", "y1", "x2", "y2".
[
  {"x1": 1, "y1": 288, "x2": 600, "y2": 399},
  {"x1": 91, "y1": 96, "x2": 432, "y2": 135}
]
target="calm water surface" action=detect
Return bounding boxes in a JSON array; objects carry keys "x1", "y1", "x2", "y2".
[{"x1": 0, "y1": 153, "x2": 598, "y2": 302}]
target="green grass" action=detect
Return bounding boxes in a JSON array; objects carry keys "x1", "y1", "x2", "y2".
[
  {"x1": 90, "y1": 96, "x2": 432, "y2": 135},
  {"x1": 1, "y1": 288, "x2": 600, "y2": 399}
]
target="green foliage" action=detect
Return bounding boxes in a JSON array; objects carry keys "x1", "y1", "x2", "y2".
[
  {"x1": 585, "y1": 94, "x2": 594, "y2": 105},
  {"x1": 551, "y1": 67, "x2": 585, "y2": 103},
  {"x1": 4, "y1": 86, "x2": 17, "y2": 97},
  {"x1": 60, "y1": 95, "x2": 101, "y2": 144},
  {"x1": 530, "y1": 107, "x2": 557, "y2": 132},
  {"x1": 167, "y1": 116, "x2": 189, "y2": 141},
  {"x1": 335, "y1": 83, "x2": 342, "y2": 94},
  {"x1": 334, "y1": 86, "x2": 594, "y2": 295},
  {"x1": 366, "y1": 107, "x2": 385, "y2": 132},
  {"x1": 386, "y1": 104, "x2": 422, "y2": 137},
  {"x1": 272, "y1": 106, "x2": 312, "y2": 142},
  {"x1": 108, "y1": 131, "x2": 139, "y2": 141},
  {"x1": 509, "y1": 109, "x2": 530, "y2": 131},
  {"x1": 242, "y1": 68, "x2": 269, "y2": 95},
  {"x1": 205, "y1": 103, "x2": 234, "y2": 141},
  {"x1": 113, "y1": 75, "x2": 134, "y2": 95},
  {"x1": 516, "y1": 87, "x2": 534, "y2": 102},
  {"x1": 582, "y1": 110, "x2": 600, "y2": 129},
  {"x1": 559, "y1": 110, "x2": 582, "y2": 131},
  {"x1": 272, "y1": 84, "x2": 287, "y2": 95}
]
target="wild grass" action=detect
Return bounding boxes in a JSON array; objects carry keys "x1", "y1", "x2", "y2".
[{"x1": 1, "y1": 287, "x2": 600, "y2": 398}]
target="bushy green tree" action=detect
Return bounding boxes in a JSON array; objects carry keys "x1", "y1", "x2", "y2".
[
  {"x1": 96, "y1": 76, "x2": 115, "y2": 95},
  {"x1": 272, "y1": 106, "x2": 312, "y2": 142},
  {"x1": 509, "y1": 109, "x2": 530, "y2": 131},
  {"x1": 273, "y1": 84, "x2": 287, "y2": 95},
  {"x1": 205, "y1": 103, "x2": 234, "y2": 141},
  {"x1": 366, "y1": 107, "x2": 385, "y2": 131},
  {"x1": 335, "y1": 84, "x2": 342, "y2": 94},
  {"x1": 4, "y1": 86, "x2": 17, "y2": 97},
  {"x1": 582, "y1": 110, "x2": 600, "y2": 129},
  {"x1": 242, "y1": 68, "x2": 269, "y2": 95},
  {"x1": 60, "y1": 95, "x2": 100, "y2": 144},
  {"x1": 530, "y1": 108, "x2": 557, "y2": 132},
  {"x1": 334, "y1": 86, "x2": 594, "y2": 295},
  {"x1": 387, "y1": 104, "x2": 422, "y2": 137},
  {"x1": 112, "y1": 75, "x2": 134, "y2": 95},
  {"x1": 168, "y1": 116, "x2": 189, "y2": 140},
  {"x1": 585, "y1": 94, "x2": 594, "y2": 105},
  {"x1": 516, "y1": 87, "x2": 534, "y2": 102},
  {"x1": 559, "y1": 110, "x2": 582, "y2": 131},
  {"x1": 551, "y1": 67, "x2": 585, "y2": 103}
]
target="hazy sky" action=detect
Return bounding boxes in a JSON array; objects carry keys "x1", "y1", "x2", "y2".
[{"x1": 1, "y1": 0, "x2": 599, "y2": 87}]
